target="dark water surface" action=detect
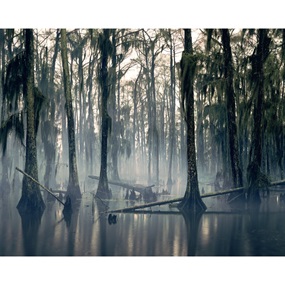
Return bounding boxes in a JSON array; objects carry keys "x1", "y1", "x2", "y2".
[{"x1": 1, "y1": 189, "x2": 285, "y2": 256}]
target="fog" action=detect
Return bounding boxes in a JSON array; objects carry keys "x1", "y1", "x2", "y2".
[{"x1": 0, "y1": 28, "x2": 284, "y2": 269}]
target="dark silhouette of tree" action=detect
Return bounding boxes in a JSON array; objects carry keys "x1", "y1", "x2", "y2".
[
  {"x1": 109, "y1": 29, "x2": 120, "y2": 182},
  {"x1": 17, "y1": 29, "x2": 45, "y2": 215},
  {"x1": 96, "y1": 29, "x2": 112, "y2": 199},
  {"x1": 247, "y1": 29, "x2": 271, "y2": 204},
  {"x1": 221, "y1": 29, "x2": 244, "y2": 204},
  {"x1": 41, "y1": 30, "x2": 60, "y2": 191},
  {"x1": 178, "y1": 29, "x2": 206, "y2": 213},
  {"x1": 165, "y1": 29, "x2": 177, "y2": 193},
  {"x1": 60, "y1": 29, "x2": 81, "y2": 204},
  {"x1": 0, "y1": 29, "x2": 11, "y2": 197}
]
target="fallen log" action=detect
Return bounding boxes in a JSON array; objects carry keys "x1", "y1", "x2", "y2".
[
  {"x1": 270, "y1": 179, "x2": 285, "y2": 186},
  {"x1": 40, "y1": 189, "x2": 67, "y2": 194},
  {"x1": 88, "y1": 175, "x2": 155, "y2": 194},
  {"x1": 107, "y1": 179, "x2": 285, "y2": 213},
  {"x1": 119, "y1": 209, "x2": 245, "y2": 215},
  {"x1": 15, "y1": 167, "x2": 65, "y2": 206},
  {"x1": 107, "y1": 187, "x2": 245, "y2": 213},
  {"x1": 107, "y1": 197, "x2": 183, "y2": 213}
]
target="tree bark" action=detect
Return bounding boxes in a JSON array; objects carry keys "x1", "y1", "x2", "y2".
[
  {"x1": 110, "y1": 29, "x2": 120, "y2": 181},
  {"x1": 150, "y1": 52, "x2": 159, "y2": 186},
  {"x1": 96, "y1": 29, "x2": 112, "y2": 199},
  {"x1": 221, "y1": 29, "x2": 244, "y2": 202},
  {"x1": 247, "y1": 29, "x2": 271, "y2": 203},
  {"x1": 167, "y1": 30, "x2": 175, "y2": 192},
  {"x1": 17, "y1": 29, "x2": 45, "y2": 215},
  {"x1": 87, "y1": 53, "x2": 96, "y2": 175},
  {"x1": 60, "y1": 29, "x2": 81, "y2": 203},
  {"x1": 178, "y1": 29, "x2": 206, "y2": 213},
  {"x1": 132, "y1": 67, "x2": 141, "y2": 178}
]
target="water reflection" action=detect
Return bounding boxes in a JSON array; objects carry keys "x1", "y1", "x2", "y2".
[
  {"x1": 97, "y1": 199, "x2": 109, "y2": 256},
  {"x1": 19, "y1": 211, "x2": 42, "y2": 256},
  {"x1": 181, "y1": 211, "x2": 203, "y2": 256},
  {"x1": 1, "y1": 192, "x2": 285, "y2": 256}
]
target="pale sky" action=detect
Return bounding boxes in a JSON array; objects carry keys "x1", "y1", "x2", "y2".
[{"x1": 1, "y1": 1, "x2": 284, "y2": 28}]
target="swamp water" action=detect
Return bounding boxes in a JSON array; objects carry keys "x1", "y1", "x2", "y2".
[{"x1": 1, "y1": 187, "x2": 285, "y2": 256}]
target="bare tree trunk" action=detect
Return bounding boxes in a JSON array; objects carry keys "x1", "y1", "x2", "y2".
[
  {"x1": 17, "y1": 29, "x2": 45, "y2": 215},
  {"x1": 132, "y1": 68, "x2": 141, "y2": 178},
  {"x1": 167, "y1": 31, "x2": 175, "y2": 192},
  {"x1": 87, "y1": 53, "x2": 96, "y2": 175},
  {"x1": 0, "y1": 29, "x2": 11, "y2": 197},
  {"x1": 60, "y1": 29, "x2": 81, "y2": 204},
  {"x1": 196, "y1": 88, "x2": 205, "y2": 173},
  {"x1": 45, "y1": 29, "x2": 60, "y2": 189},
  {"x1": 110, "y1": 29, "x2": 120, "y2": 181},
  {"x1": 178, "y1": 29, "x2": 206, "y2": 213},
  {"x1": 221, "y1": 29, "x2": 244, "y2": 203},
  {"x1": 247, "y1": 29, "x2": 271, "y2": 204},
  {"x1": 150, "y1": 54, "x2": 159, "y2": 186},
  {"x1": 96, "y1": 29, "x2": 112, "y2": 199}
]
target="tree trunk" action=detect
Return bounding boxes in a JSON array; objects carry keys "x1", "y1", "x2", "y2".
[
  {"x1": 44, "y1": 30, "x2": 60, "y2": 190},
  {"x1": 247, "y1": 29, "x2": 271, "y2": 203},
  {"x1": 132, "y1": 67, "x2": 141, "y2": 178},
  {"x1": 167, "y1": 32, "x2": 175, "y2": 192},
  {"x1": 221, "y1": 29, "x2": 244, "y2": 202},
  {"x1": 144, "y1": 51, "x2": 152, "y2": 184},
  {"x1": 0, "y1": 29, "x2": 11, "y2": 198},
  {"x1": 110, "y1": 29, "x2": 120, "y2": 181},
  {"x1": 96, "y1": 29, "x2": 112, "y2": 199},
  {"x1": 0, "y1": 29, "x2": 5, "y2": 115},
  {"x1": 196, "y1": 88, "x2": 205, "y2": 174},
  {"x1": 178, "y1": 29, "x2": 206, "y2": 213},
  {"x1": 87, "y1": 54, "x2": 96, "y2": 175},
  {"x1": 17, "y1": 29, "x2": 45, "y2": 215},
  {"x1": 150, "y1": 53, "x2": 159, "y2": 186},
  {"x1": 60, "y1": 29, "x2": 81, "y2": 203}
]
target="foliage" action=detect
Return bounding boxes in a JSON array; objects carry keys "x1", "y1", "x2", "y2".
[
  {"x1": 3, "y1": 52, "x2": 24, "y2": 112},
  {"x1": 0, "y1": 112, "x2": 24, "y2": 154},
  {"x1": 0, "y1": 28, "x2": 284, "y2": 200}
]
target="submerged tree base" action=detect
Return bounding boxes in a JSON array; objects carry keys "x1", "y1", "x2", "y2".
[
  {"x1": 95, "y1": 188, "x2": 112, "y2": 200},
  {"x1": 62, "y1": 195, "x2": 73, "y2": 227},
  {"x1": 17, "y1": 192, "x2": 46, "y2": 216},
  {"x1": 67, "y1": 184, "x2": 81, "y2": 205},
  {"x1": 247, "y1": 161, "x2": 270, "y2": 205},
  {"x1": 178, "y1": 195, "x2": 207, "y2": 214},
  {"x1": 247, "y1": 189, "x2": 262, "y2": 205}
]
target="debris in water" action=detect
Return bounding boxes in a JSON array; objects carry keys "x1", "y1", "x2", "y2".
[{"x1": 108, "y1": 213, "x2": 117, "y2": 225}]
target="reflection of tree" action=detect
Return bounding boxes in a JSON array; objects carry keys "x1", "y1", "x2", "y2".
[
  {"x1": 96, "y1": 199, "x2": 109, "y2": 256},
  {"x1": 246, "y1": 205, "x2": 261, "y2": 255},
  {"x1": 228, "y1": 214, "x2": 246, "y2": 256},
  {"x1": 63, "y1": 200, "x2": 81, "y2": 256},
  {"x1": 182, "y1": 211, "x2": 203, "y2": 256},
  {"x1": 19, "y1": 212, "x2": 42, "y2": 256},
  {"x1": 38, "y1": 202, "x2": 60, "y2": 255}
]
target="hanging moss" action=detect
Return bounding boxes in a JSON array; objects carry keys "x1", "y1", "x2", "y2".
[
  {"x1": 3, "y1": 52, "x2": 24, "y2": 112},
  {"x1": 0, "y1": 112, "x2": 24, "y2": 154}
]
